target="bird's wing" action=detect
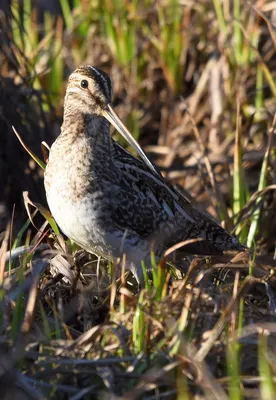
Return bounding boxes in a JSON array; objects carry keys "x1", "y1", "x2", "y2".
[
  {"x1": 110, "y1": 142, "x2": 198, "y2": 234},
  {"x1": 110, "y1": 142, "x2": 243, "y2": 254}
]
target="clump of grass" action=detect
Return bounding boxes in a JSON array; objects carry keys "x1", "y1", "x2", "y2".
[{"x1": 2, "y1": 231, "x2": 276, "y2": 398}]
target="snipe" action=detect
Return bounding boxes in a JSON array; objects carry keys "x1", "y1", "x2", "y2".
[{"x1": 44, "y1": 65, "x2": 244, "y2": 282}]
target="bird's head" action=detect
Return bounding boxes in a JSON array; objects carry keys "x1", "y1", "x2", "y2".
[
  {"x1": 65, "y1": 65, "x2": 157, "y2": 174},
  {"x1": 66, "y1": 65, "x2": 112, "y2": 115}
]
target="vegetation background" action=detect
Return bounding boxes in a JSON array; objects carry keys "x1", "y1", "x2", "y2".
[{"x1": 0, "y1": 0, "x2": 276, "y2": 399}]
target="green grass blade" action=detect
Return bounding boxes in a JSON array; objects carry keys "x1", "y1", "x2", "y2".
[
  {"x1": 247, "y1": 120, "x2": 274, "y2": 248},
  {"x1": 212, "y1": 0, "x2": 227, "y2": 34},
  {"x1": 233, "y1": 103, "x2": 248, "y2": 241},
  {"x1": 227, "y1": 337, "x2": 241, "y2": 400},
  {"x1": 233, "y1": 0, "x2": 243, "y2": 65},
  {"x1": 12, "y1": 126, "x2": 46, "y2": 170},
  {"x1": 132, "y1": 290, "x2": 146, "y2": 354},
  {"x1": 258, "y1": 333, "x2": 276, "y2": 400},
  {"x1": 60, "y1": 0, "x2": 74, "y2": 30}
]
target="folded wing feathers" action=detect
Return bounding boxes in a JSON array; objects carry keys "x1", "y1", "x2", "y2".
[{"x1": 113, "y1": 142, "x2": 243, "y2": 252}]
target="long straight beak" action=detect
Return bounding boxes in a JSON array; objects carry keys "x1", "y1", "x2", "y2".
[{"x1": 102, "y1": 104, "x2": 158, "y2": 175}]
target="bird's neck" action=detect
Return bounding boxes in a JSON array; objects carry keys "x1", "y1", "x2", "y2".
[{"x1": 61, "y1": 103, "x2": 112, "y2": 152}]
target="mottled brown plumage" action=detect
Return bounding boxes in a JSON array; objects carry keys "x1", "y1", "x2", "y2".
[{"x1": 44, "y1": 65, "x2": 245, "y2": 282}]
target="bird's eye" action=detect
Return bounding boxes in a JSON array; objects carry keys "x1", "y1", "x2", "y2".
[{"x1": 80, "y1": 79, "x2": 88, "y2": 89}]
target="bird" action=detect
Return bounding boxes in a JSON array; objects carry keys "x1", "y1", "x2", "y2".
[{"x1": 44, "y1": 65, "x2": 245, "y2": 283}]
